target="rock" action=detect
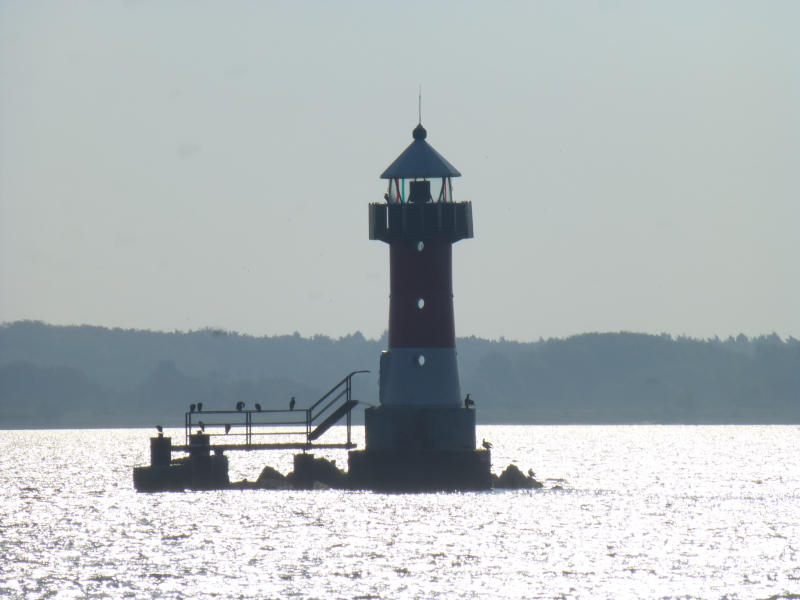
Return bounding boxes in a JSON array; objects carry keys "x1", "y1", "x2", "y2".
[
  {"x1": 258, "y1": 478, "x2": 291, "y2": 490},
  {"x1": 495, "y1": 464, "x2": 544, "y2": 489},
  {"x1": 309, "y1": 456, "x2": 348, "y2": 489},
  {"x1": 287, "y1": 455, "x2": 348, "y2": 489},
  {"x1": 257, "y1": 465, "x2": 286, "y2": 484},
  {"x1": 230, "y1": 479, "x2": 258, "y2": 490},
  {"x1": 230, "y1": 469, "x2": 292, "y2": 490}
]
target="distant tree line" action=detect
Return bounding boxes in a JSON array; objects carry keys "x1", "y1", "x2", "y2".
[{"x1": 0, "y1": 321, "x2": 798, "y2": 428}]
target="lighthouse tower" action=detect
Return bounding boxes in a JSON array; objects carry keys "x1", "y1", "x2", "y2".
[{"x1": 348, "y1": 122, "x2": 491, "y2": 491}]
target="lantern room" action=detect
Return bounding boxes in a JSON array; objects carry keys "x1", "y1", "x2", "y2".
[{"x1": 380, "y1": 123, "x2": 461, "y2": 204}]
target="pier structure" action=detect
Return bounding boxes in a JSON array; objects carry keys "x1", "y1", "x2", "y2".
[
  {"x1": 133, "y1": 371, "x2": 366, "y2": 491},
  {"x1": 348, "y1": 122, "x2": 491, "y2": 491}
]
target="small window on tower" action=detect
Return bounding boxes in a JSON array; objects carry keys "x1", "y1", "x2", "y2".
[
  {"x1": 416, "y1": 241, "x2": 424, "y2": 252},
  {"x1": 417, "y1": 298, "x2": 425, "y2": 310},
  {"x1": 416, "y1": 354, "x2": 426, "y2": 367}
]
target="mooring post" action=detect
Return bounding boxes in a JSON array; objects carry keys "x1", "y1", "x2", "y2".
[{"x1": 150, "y1": 435, "x2": 172, "y2": 467}]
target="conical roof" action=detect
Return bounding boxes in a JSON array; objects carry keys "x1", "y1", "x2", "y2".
[{"x1": 380, "y1": 123, "x2": 461, "y2": 179}]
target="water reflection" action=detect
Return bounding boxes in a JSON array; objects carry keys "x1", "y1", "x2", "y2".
[{"x1": 1, "y1": 426, "x2": 798, "y2": 599}]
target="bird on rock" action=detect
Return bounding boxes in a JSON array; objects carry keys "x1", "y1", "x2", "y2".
[
  {"x1": 482, "y1": 439, "x2": 492, "y2": 450},
  {"x1": 464, "y1": 394, "x2": 474, "y2": 408}
]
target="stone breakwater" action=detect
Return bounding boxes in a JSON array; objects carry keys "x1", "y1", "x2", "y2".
[
  {"x1": 235, "y1": 458, "x2": 547, "y2": 491},
  {"x1": 133, "y1": 434, "x2": 554, "y2": 492}
]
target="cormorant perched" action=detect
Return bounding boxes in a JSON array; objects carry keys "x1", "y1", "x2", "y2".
[
  {"x1": 156, "y1": 425, "x2": 163, "y2": 434},
  {"x1": 197, "y1": 402, "x2": 203, "y2": 412},
  {"x1": 528, "y1": 468, "x2": 536, "y2": 479},
  {"x1": 224, "y1": 424, "x2": 231, "y2": 434},
  {"x1": 236, "y1": 401, "x2": 245, "y2": 412},
  {"x1": 464, "y1": 393, "x2": 474, "y2": 408},
  {"x1": 482, "y1": 439, "x2": 492, "y2": 450},
  {"x1": 254, "y1": 403, "x2": 262, "y2": 411},
  {"x1": 289, "y1": 396, "x2": 296, "y2": 411},
  {"x1": 199, "y1": 421, "x2": 205, "y2": 432},
  {"x1": 190, "y1": 403, "x2": 196, "y2": 413}
]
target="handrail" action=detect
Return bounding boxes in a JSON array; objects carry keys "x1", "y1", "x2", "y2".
[
  {"x1": 184, "y1": 370, "x2": 369, "y2": 448},
  {"x1": 307, "y1": 370, "x2": 369, "y2": 414},
  {"x1": 305, "y1": 370, "x2": 369, "y2": 445},
  {"x1": 310, "y1": 389, "x2": 347, "y2": 424}
]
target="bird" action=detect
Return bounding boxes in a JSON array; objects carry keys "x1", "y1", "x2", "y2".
[
  {"x1": 289, "y1": 396, "x2": 296, "y2": 411},
  {"x1": 224, "y1": 424, "x2": 231, "y2": 434},
  {"x1": 155, "y1": 425, "x2": 163, "y2": 435},
  {"x1": 190, "y1": 403, "x2": 196, "y2": 413},
  {"x1": 528, "y1": 468, "x2": 536, "y2": 479},
  {"x1": 197, "y1": 402, "x2": 203, "y2": 412},
  {"x1": 236, "y1": 401, "x2": 245, "y2": 412},
  {"x1": 482, "y1": 439, "x2": 492, "y2": 450},
  {"x1": 199, "y1": 421, "x2": 205, "y2": 432},
  {"x1": 255, "y1": 403, "x2": 262, "y2": 411},
  {"x1": 464, "y1": 393, "x2": 474, "y2": 408}
]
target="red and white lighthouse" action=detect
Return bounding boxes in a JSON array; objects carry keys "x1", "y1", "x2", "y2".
[{"x1": 348, "y1": 122, "x2": 490, "y2": 490}]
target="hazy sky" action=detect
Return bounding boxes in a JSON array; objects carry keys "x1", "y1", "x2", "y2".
[{"x1": 1, "y1": 1, "x2": 798, "y2": 342}]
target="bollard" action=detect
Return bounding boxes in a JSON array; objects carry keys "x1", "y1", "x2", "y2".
[
  {"x1": 150, "y1": 436, "x2": 172, "y2": 467},
  {"x1": 188, "y1": 433, "x2": 211, "y2": 460}
]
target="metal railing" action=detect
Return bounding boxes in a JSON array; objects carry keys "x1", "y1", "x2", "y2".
[
  {"x1": 305, "y1": 370, "x2": 369, "y2": 446},
  {"x1": 183, "y1": 370, "x2": 369, "y2": 449}
]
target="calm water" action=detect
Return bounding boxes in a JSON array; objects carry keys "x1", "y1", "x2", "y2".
[{"x1": 1, "y1": 425, "x2": 798, "y2": 599}]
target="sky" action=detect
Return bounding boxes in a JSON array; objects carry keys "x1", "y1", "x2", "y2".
[{"x1": 1, "y1": 1, "x2": 798, "y2": 342}]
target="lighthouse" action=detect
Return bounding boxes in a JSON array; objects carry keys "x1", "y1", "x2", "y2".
[{"x1": 348, "y1": 122, "x2": 491, "y2": 491}]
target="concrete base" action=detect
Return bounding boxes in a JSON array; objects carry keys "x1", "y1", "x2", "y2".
[
  {"x1": 348, "y1": 448, "x2": 492, "y2": 492},
  {"x1": 133, "y1": 434, "x2": 229, "y2": 492},
  {"x1": 133, "y1": 463, "x2": 189, "y2": 492},
  {"x1": 364, "y1": 405, "x2": 476, "y2": 452},
  {"x1": 350, "y1": 405, "x2": 487, "y2": 491}
]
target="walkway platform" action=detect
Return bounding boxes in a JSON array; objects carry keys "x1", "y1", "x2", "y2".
[{"x1": 172, "y1": 442, "x2": 356, "y2": 452}]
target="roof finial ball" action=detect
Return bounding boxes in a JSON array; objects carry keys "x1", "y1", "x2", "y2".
[{"x1": 412, "y1": 123, "x2": 427, "y2": 140}]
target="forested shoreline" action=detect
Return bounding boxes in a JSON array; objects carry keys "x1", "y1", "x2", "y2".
[{"x1": 1, "y1": 321, "x2": 798, "y2": 428}]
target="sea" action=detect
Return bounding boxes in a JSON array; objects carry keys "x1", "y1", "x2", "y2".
[{"x1": 1, "y1": 425, "x2": 798, "y2": 600}]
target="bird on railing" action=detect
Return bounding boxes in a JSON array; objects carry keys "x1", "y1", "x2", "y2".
[
  {"x1": 255, "y1": 403, "x2": 262, "y2": 411},
  {"x1": 198, "y1": 421, "x2": 205, "y2": 432},
  {"x1": 236, "y1": 401, "x2": 245, "y2": 412},
  {"x1": 197, "y1": 402, "x2": 203, "y2": 412},
  {"x1": 289, "y1": 396, "x2": 296, "y2": 411},
  {"x1": 464, "y1": 393, "x2": 474, "y2": 408},
  {"x1": 190, "y1": 403, "x2": 196, "y2": 413},
  {"x1": 482, "y1": 439, "x2": 492, "y2": 450},
  {"x1": 224, "y1": 424, "x2": 231, "y2": 434}
]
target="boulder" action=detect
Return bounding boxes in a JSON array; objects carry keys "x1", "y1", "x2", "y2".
[
  {"x1": 287, "y1": 455, "x2": 348, "y2": 489},
  {"x1": 257, "y1": 465, "x2": 287, "y2": 484},
  {"x1": 494, "y1": 464, "x2": 544, "y2": 489}
]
